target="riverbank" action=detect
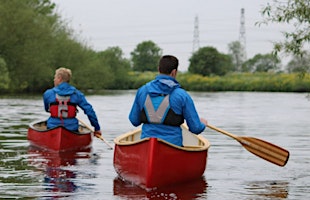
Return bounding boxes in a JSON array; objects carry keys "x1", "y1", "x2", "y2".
[{"x1": 129, "y1": 72, "x2": 310, "y2": 92}]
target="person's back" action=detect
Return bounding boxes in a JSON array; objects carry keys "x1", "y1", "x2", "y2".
[
  {"x1": 129, "y1": 55, "x2": 207, "y2": 146},
  {"x1": 44, "y1": 81, "x2": 79, "y2": 131},
  {"x1": 43, "y1": 67, "x2": 102, "y2": 137}
]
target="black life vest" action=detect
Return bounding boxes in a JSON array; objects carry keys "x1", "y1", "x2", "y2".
[
  {"x1": 49, "y1": 94, "x2": 77, "y2": 118},
  {"x1": 140, "y1": 94, "x2": 184, "y2": 126}
]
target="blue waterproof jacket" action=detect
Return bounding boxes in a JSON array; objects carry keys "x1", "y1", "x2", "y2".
[
  {"x1": 129, "y1": 74, "x2": 205, "y2": 146},
  {"x1": 43, "y1": 82, "x2": 100, "y2": 131}
]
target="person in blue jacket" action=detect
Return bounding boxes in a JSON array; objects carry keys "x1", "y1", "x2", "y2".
[
  {"x1": 129, "y1": 55, "x2": 208, "y2": 146},
  {"x1": 43, "y1": 67, "x2": 102, "y2": 137}
]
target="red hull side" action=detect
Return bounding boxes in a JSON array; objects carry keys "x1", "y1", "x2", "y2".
[
  {"x1": 27, "y1": 121, "x2": 93, "y2": 151},
  {"x1": 113, "y1": 138, "x2": 208, "y2": 189}
]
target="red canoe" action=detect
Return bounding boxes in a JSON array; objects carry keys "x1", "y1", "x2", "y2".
[
  {"x1": 113, "y1": 124, "x2": 210, "y2": 189},
  {"x1": 27, "y1": 120, "x2": 93, "y2": 151}
]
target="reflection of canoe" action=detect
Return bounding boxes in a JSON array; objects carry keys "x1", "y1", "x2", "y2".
[
  {"x1": 113, "y1": 124, "x2": 211, "y2": 189},
  {"x1": 113, "y1": 175, "x2": 207, "y2": 199},
  {"x1": 28, "y1": 146, "x2": 92, "y2": 193},
  {"x1": 27, "y1": 120, "x2": 93, "y2": 151},
  {"x1": 28, "y1": 146, "x2": 92, "y2": 167}
]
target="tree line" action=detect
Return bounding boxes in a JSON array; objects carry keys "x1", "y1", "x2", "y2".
[{"x1": 0, "y1": 0, "x2": 309, "y2": 94}]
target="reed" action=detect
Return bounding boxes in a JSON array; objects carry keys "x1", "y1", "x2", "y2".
[{"x1": 129, "y1": 72, "x2": 310, "y2": 92}]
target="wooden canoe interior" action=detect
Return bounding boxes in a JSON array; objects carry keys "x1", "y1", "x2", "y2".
[
  {"x1": 114, "y1": 124, "x2": 210, "y2": 151},
  {"x1": 31, "y1": 121, "x2": 92, "y2": 134}
]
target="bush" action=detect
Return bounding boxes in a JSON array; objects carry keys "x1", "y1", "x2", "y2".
[{"x1": 129, "y1": 72, "x2": 310, "y2": 92}]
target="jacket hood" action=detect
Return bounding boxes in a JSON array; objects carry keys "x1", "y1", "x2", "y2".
[
  {"x1": 53, "y1": 82, "x2": 76, "y2": 96},
  {"x1": 146, "y1": 74, "x2": 180, "y2": 96}
]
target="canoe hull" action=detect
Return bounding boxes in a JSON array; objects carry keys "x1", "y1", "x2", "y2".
[
  {"x1": 27, "y1": 120, "x2": 93, "y2": 151},
  {"x1": 113, "y1": 125, "x2": 210, "y2": 189}
]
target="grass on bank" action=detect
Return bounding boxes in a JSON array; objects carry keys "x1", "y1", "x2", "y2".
[{"x1": 128, "y1": 72, "x2": 310, "y2": 92}]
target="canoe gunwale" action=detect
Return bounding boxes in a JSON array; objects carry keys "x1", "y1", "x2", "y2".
[
  {"x1": 29, "y1": 120, "x2": 92, "y2": 135},
  {"x1": 114, "y1": 124, "x2": 210, "y2": 152}
]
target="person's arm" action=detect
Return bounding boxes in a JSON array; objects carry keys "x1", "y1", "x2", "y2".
[
  {"x1": 182, "y1": 93, "x2": 206, "y2": 134},
  {"x1": 77, "y1": 91, "x2": 101, "y2": 131},
  {"x1": 199, "y1": 117, "x2": 208, "y2": 127},
  {"x1": 43, "y1": 90, "x2": 52, "y2": 112},
  {"x1": 93, "y1": 130, "x2": 102, "y2": 137},
  {"x1": 129, "y1": 88, "x2": 143, "y2": 127}
]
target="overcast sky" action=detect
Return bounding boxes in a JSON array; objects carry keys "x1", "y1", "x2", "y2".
[{"x1": 52, "y1": 0, "x2": 293, "y2": 71}]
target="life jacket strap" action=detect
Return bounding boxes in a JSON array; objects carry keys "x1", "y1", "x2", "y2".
[{"x1": 144, "y1": 94, "x2": 169, "y2": 124}]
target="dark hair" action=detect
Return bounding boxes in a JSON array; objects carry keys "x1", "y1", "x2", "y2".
[{"x1": 158, "y1": 55, "x2": 179, "y2": 74}]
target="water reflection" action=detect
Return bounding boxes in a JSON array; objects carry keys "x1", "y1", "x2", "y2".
[
  {"x1": 245, "y1": 180, "x2": 289, "y2": 199},
  {"x1": 113, "y1": 176, "x2": 208, "y2": 199},
  {"x1": 28, "y1": 146, "x2": 91, "y2": 194},
  {"x1": 1, "y1": 92, "x2": 310, "y2": 199}
]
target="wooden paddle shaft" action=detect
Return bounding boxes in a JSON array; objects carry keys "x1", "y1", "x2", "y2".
[
  {"x1": 77, "y1": 117, "x2": 114, "y2": 149},
  {"x1": 207, "y1": 124, "x2": 239, "y2": 140}
]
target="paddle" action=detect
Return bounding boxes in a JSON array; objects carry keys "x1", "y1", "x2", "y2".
[
  {"x1": 77, "y1": 117, "x2": 114, "y2": 150},
  {"x1": 207, "y1": 124, "x2": 289, "y2": 167}
]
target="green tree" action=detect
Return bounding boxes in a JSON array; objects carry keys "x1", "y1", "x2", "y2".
[
  {"x1": 259, "y1": 0, "x2": 310, "y2": 56},
  {"x1": 97, "y1": 47, "x2": 131, "y2": 89},
  {"x1": 188, "y1": 46, "x2": 233, "y2": 76},
  {"x1": 0, "y1": 0, "x2": 107, "y2": 92},
  {"x1": 242, "y1": 53, "x2": 281, "y2": 72},
  {"x1": 131, "y1": 41, "x2": 162, "y2": 72},
  {"x1": 286, "y1": 51, "x2": 310, "y2": 73},
  {"x1": 228, "y1": 41, "x2": 245, "y2": 72},
  {"x1": 0, "y1": 0, "x2": 58, "y2": 92},
  {"x1": 65, "y1": 49, "x2": 103, "y2": 90},
  {"x1": 0, "y1": 57, "x2": 10, "y2": 91}
]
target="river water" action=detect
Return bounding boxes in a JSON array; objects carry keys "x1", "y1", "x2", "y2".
[{"x1": 0, "y1": 91, "x2": 309, "y2": 199}]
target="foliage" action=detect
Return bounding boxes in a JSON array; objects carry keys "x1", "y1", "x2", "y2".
[
  {"x1": 1, "y1": 0, "x2": 309, "y2": 94},
  {"x1": 286, "y1": 51, "x2": 310, "y2": 74},
  {"x1": 0, "y1": 57, "x2": 10, "y2": 91},
  {"x1": 127, "y1": 72, "x2": 310, "y2": 92},
  {"x1": 130, "y1": 41, "x2": 162, "y2": 72},
  {"x1": 178, "y1": 72, "x2": 310, "y2": 92},
  {"x1": 228, "y1": 41, "x2": 246, "y2": 72},
  {"x1": 189, "y1": 46, "x2": 233, "y2": 76},
  {"x1": 96, "y1": 47, "x2": 131, "y2": 89},
  {"x1": 127, "y1": 71, "x2": 157, "y2": 89},
  {"x1": 70, "y1": 49, "x2": 107, "y2": 90},
  {"x1": 259, "y1": 0, "x2": 310, "y2": 56},
  {"x1": 0, "y1": 0, "x2": 59, "y2": 92},
  {"x1": 0, "y1": 0, "x2": 132, "y2": 93},
  {"x1": 242, "y1": 53, "x2": 281, "y2": 72}
]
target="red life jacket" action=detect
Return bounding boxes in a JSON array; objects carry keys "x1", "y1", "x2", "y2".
[{"x1": 49, "y1": 94, "x2": 77, "y2": 118}]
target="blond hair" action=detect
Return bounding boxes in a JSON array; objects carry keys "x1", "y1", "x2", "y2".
[{"x1": 55, "y1": 67, "x2": 72, "y2": 83}]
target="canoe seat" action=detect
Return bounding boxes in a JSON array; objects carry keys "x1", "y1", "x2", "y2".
[
  {"x1": 78, "y1": 126, "x2": 93, "y2": 134},
  {"x1": 33, "y1": 121, "x2": 48, "y2": 131},
  {"x1": 182, "y1": 124, "x2": 208, "y2": 148}
]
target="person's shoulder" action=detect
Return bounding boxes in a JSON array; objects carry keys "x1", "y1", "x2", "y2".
[
  {"x1": 173, "y1": 87, "x2": 188, "y2": 95},
  {"x1": 137, "y1": 84, "x2": 147, "y2": 93},
  {"x1": 171, "y1": 87, "x2": 192, "y2": 101},
  {"x1": 72, "y1": 87, "x2": 83, "y2": 96},
  {"x1": 43, "y1": 88, "x2": 54, "y2": 96}
]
